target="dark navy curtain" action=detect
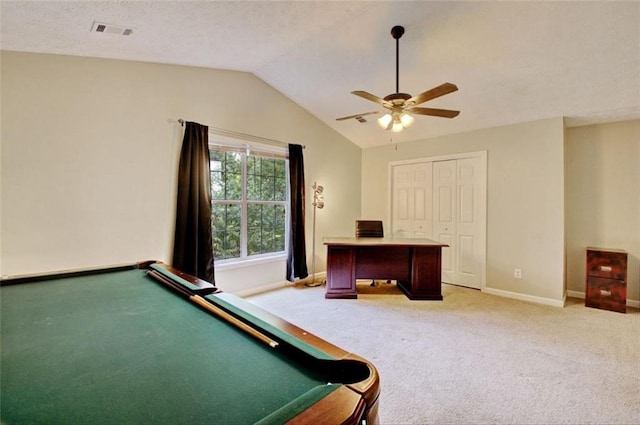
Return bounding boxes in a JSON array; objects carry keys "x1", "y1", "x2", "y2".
[
  {"x1": 172, "y1": 121, "x2": 215, "y2": 283},
  {"x1": 286, "y1": 144, "x2": 308, "y2": 281}
]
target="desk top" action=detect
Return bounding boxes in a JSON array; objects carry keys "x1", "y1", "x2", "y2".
[{"x1": 324, "y1": 236, "x2": 448, "y2": 247}]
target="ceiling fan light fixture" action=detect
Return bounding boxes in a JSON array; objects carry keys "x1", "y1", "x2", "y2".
[
  {"x1": 391, "y1": 117, "x2": 404, "y2": 133},
  {"x1": 377, "y1": 113, "x2": 393, "y2": 129},
  {"x1": 400, "y1": 112, "x2": 415, "y2": 128}
]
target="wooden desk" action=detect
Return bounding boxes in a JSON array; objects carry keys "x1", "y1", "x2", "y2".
[{"x1": 323, "y1": 237, "x2": 448, "y2": 300}]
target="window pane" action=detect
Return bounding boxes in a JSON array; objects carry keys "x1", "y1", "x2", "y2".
[
  {"x1": 246, "y1": 155, "x2": 260, "y2": 200},
  {"x1": 246, "y1": 156, "x2": 261, "y2": 201},
  {"x1": 274, "y1": 204, "x2": 286, "y2": 251},
  {"x1": 262, "y1": 175, "x2": 275, "y2": 201},
  {"x1": 262, "y1": 158, "x2": 275, "y2": 175},
  {"x1": 247, "y1": 203, "x2": 286, "y2": 256},
  {"x1": 262, "y1": 159, "x2": 275, "y2": 201},
  {"x1": 210, "y1": 150, "x2": 225, "y2": 200},
  {"x1": 247, "y1": 204, "x2": 262, "y2": 255},
  {"x1": 224, "y1": 152, "x2": 242, "y2": 200},
  {"x1": 211, "y1": 150, "x2": 242, "y2": 200},
  {"x1": 247, "y1": 156, "x2": 286, "y2": 202},
  {"x1": 274, "y1": 176, "x2": 286, "y2": 201},
  {"x1": 247, "y1": 155, "x2": 258, "y2": 176},
  {"x1": 212, "y1": 203, "x2": 241, "y2": 260}
]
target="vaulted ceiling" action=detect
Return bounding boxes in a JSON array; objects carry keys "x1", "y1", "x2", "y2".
[{"x1": 1, "y1": 1, "x2": 638, "y2": 148}]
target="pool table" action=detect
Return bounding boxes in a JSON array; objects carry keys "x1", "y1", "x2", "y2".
[{"x1": 1, "y1": 262, "x2": 380, "y2": 424}]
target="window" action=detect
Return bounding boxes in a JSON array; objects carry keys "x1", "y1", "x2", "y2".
[{"x1": 210, "y1": 146, "x2": 288, "y2": 262}]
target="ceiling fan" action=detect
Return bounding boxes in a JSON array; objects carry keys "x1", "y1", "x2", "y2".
[{"x1": 336, "y1": 25, "x2": 460, "y2": 133}]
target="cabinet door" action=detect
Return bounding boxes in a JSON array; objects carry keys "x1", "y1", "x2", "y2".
[
  {"x1": 410, "y1": 246, "x2": 443, "y2": 300},
  {"x1": 325, "y1": 246, "x2": 357, "y2": 299}
]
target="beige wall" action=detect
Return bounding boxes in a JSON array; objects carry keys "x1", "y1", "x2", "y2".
[
  {"x1": 565, "y1": 120, "x2": 640, "y2": 304},
  {"x1": 3, "y1": 51, "x2": 637, "y2": 305},
  {"x1": 0, "y1": 51, "x2": 362, "y2": 293},
  {"x1": 361, "y1": 118, "x2": 566, "y2": 304}
]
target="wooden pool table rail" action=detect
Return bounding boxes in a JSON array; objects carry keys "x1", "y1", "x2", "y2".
[{"x1": 153, "y1": 262, "x2": 381, "y2": 424}]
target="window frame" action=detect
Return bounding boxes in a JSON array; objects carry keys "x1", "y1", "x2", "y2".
[{"x1": 209, "y1": 137, "x2": 290, "y2": 267}]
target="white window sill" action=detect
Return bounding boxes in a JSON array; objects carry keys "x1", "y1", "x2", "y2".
[{"x1": 214, "y1": 253, "x2": 287, "y2": 271}]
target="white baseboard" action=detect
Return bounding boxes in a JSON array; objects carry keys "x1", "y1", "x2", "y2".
[
  {"x1": 482, "y1": 287, "x2": 566, "y2": 307},
  {"x1": 234, "y1": 271, "x2": 326, "y2": 298},
  {"x1": 235, "y1": 273, "x2": 640, "y2": 310},
  {"x1": 234, "y1": 281, "x2": 290, "y2": 298},
  {"x1": 566, "y1": 290, "x2": 585, "y2": 300},
  {"x1": 566, "y1": 290, "x2": 640, "y2": 309}
]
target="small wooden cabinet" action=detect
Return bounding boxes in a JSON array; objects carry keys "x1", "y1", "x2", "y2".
[{"x1": 585, "y1": 247, "x2": 627, "y2": 313}]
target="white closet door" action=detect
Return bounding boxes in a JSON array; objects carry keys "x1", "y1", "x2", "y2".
[
  {"x1": 391, "y1": 153, "x2": 486, "y2": 290},
  {"x1": 392, "y1": 162, "x2": 432, "y2": 238},
  {"x1": 455, "y1": 157, "x2": 484, "y2": 289},
  {"x1": 432, "y1": 160, "x2": 456, "y2": 284}
]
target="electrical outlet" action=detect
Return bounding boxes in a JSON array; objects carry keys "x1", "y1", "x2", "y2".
[{"x1": 514, "y1": 268, "x2": 522, "y2": 279}]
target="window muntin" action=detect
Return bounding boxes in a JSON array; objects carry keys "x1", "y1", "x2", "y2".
[{"x1": 210, "y1": 147, "x2": 288, "y2": 262}]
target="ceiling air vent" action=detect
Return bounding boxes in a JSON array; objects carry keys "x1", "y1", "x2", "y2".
[{"x1": 91, "y1": 21, "x2": 135, "y2": 36}]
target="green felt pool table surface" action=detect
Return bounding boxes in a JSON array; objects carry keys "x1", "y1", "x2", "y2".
[{"x1": 0, "y1": 263, "x2": 379, "y2": 424}]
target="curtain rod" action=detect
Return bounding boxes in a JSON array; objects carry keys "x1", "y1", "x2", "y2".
[{"x1": 177, "y1": 119, "x2": 304, "y2": 149}]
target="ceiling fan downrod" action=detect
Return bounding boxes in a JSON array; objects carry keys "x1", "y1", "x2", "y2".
[{"x1": 391, "y1": 25, "x2": 405, "y2": 94}]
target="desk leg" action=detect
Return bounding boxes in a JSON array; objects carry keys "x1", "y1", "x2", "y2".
[
  {"x1": 397, "y1": 246, "x2": 443, "y2": 300},
  {"x1": 325, "y1": 246, "x2": 357, "y2": 299}
]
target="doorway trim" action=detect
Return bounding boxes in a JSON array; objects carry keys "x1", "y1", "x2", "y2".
[{"x1": 388, "y1": 150, "x2": 487, "y2": 291}]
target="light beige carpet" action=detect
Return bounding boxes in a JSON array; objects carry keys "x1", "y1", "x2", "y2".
[{"x1": 248, "y1": 282, "x2": 640, "y2": 424}]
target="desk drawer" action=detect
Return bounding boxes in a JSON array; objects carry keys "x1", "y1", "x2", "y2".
[
  {"x1": 586, "y1": 249, "x2": 627, "y2": 280},
  {"x1": 585, "y1": 277, "x2": 626, "y2": 313},
  {"x1": 355, "y1": 246, "x2": 410, "y2": 280}
]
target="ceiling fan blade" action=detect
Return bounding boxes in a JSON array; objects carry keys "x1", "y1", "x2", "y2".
[
  {"x1": 336, "y1": 111, "x2": 381, "y2": 121},
  {"x1": 407, "y1": 107, "x2": 460, "y2": 118},
  {"x1": 407, "y1": 83, "x2": 458, "y2": 106},
  {"x1": 351, "y1": 91, "x2": 390, "y2": 107}
]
